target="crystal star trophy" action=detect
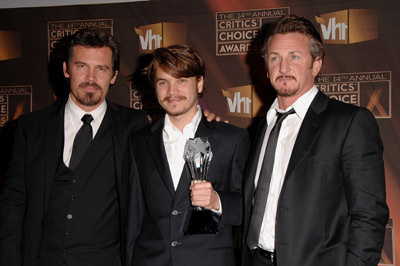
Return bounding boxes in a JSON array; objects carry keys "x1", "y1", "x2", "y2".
[{"x1": 183, "y1": 137, "x2": 219, "y2": 235}]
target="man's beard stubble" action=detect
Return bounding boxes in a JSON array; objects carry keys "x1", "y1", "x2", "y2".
[
  {"x1": 75, "y1": 81, "x2": 102, "y2": 107},
  {"x1": 274, "y1": 77, "x2": 299, "y2": 98}
]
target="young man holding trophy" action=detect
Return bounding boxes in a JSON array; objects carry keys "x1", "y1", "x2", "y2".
[{"x1": 125, "y1": 45, "x2": 250, "y2": 266}]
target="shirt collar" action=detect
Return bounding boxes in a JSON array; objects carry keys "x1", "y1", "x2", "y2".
[
  {"x1": 266, "y1": 85, "x2": 318, "y2": 124},
  {"x1": 163, "y1": 105, "x2": 202, "y2": 140},
  {"x1": 65, "y1": 94, "x2": 107, "y2": 125}
]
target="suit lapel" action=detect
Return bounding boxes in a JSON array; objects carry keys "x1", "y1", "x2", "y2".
[
  {"x1": 244, "y1": 117, "x2": 268, "y2": 197},
  {"x1": 243, "y1": 117, "x2": 268, "y2": 229},
  {"x1": 44, "y1": 104, "x2": 65, "y2": 215},
  {"x1": 174, "y1": 165, "x2": 191, "y2": 199},
  {"x1": 147, "y1": 119, "x2": 176, "y2": 197},
  {"x1": 285, "y1": 91, "x2": 329, "y2": 180},
  {"x1": 193, "y1": 117, "x2": 216, "y2": 143},
  {"x1": 108, "y1": 105, "x2": 125, "y2": 195}
]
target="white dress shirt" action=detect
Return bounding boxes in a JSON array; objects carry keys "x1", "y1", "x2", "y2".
[
  {"x1": 163, "y1": 106, "x2": 222, "y2": 214},
  {"x1": 63, "y1": 96, "x2": 107, "y2": 167},
  {"x1": 163, "y1": 105, "x2": 202, "y2": 190},
  {"x1": 255, "y1": 86, "x2": 318, "y2": 251}
]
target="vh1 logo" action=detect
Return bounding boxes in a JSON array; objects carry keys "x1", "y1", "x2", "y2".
[
  {"x1": 134, "y1": 22, "x2": 187, "y2": 54},
  {"x1": 221, "y1": 85, "x2": 264, "y2": 118},
  {"x1": 315, "y1": 9, "x2": 378, "y2": 44}
]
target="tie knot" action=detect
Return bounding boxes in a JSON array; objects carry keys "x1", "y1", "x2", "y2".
[
  {"x1": 81, "y1": 114, "x2": 93, "y2": 125},
  {"x1": 276, "y1": 108, "x2": 295, "y2": 124}
]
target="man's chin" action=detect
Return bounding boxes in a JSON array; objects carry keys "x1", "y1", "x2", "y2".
[
  {"x1": 77, "y1": 96, "x2": 102, "y2": 107},
  {"x1": 275, "y1": 88, "x2": 298, "y2": 97},
  {"x1": 164, "y1": 107, "x2": 186, "y2": 117}
]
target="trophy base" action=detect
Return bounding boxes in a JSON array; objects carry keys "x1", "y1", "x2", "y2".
[{"x1": 184, "y1": 209, "x2": 219, "y2": 235}]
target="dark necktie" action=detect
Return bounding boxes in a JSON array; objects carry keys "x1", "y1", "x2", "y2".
[
  {"x1": 69, "y1": 114, "x2": 94, "y2": 171},
  {"x1": 246, "y1": 108, "x2": 295, "y2": 249}
]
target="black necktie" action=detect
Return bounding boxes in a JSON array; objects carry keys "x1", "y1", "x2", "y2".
[
  {"x1": 246, "y1": 108, "x2": 295, "y2": 249},
  {"x1": 69, "y1": 114, "x2": 93, "y2": 171}
]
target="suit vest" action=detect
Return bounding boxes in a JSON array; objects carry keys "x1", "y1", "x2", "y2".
[{"x1": 38, "y1": 112, "x2": 121, "y2": 266}]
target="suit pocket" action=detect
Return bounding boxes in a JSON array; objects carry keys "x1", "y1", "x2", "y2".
[
  {"x1": 209, "y1": 226, "x2": 233, "y2": 250},
  {"x1": 317, "y1": 242, "x2": 347, "y2": 265}
]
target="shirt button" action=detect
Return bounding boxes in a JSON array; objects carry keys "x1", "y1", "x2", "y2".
[
  {"x1": 67, "y1": 214, "x2": 73, "y2": 220},
  {"x1": 171, "y1": 210, "x2": 179, "y2": 215},
  {"x1": 171, "y1": 241, "x2": 178, "y2": 247},
  {"x1": 70, "y1": 195, "x2": 75, "y2": 201}
]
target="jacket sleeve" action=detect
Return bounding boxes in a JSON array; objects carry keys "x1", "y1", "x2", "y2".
[
  {"x1": 343, "y1": 108, "x2": 389, "y2": 266},
  {"x1": 0, "y1": 117, "x2": 27, "y2": 266},
  {"x1": 217, "y1": 128, "x2": 251, "y2": 226}
]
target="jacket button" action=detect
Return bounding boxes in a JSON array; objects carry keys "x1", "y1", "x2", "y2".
[
  {"x1": 171, "y1": 241, "x2": 178, "y2": 247},
  {"x1": 171, "y1": 210, "x2": 179, "y2": 215},
  {"x1": 67, "y1": 214, "x2": 73, "y2": 220}
]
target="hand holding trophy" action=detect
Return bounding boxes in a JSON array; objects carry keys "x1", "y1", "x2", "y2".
[{"x1": 184, "y1": 137, "x2": 219, "y2": 234}]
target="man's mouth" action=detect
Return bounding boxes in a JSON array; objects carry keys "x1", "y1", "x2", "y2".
[
  {"x1": 276, "y1": 75, "x2": 296, "y2": 82},
  {"x1": 163, "y1": 95, "x2": 186, "y2": 103},
  {"x1": 79, "y1": 82, "x2": 102, "y2": 91}
]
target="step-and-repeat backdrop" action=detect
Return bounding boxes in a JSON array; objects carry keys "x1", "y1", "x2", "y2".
[{"x1": 0, "y1": 0, "x2": 398, "y2": 264}]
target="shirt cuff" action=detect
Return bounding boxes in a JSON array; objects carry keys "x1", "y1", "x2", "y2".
[{"x1": 211, "y1": 193, "x2": 222, "y2": 216}]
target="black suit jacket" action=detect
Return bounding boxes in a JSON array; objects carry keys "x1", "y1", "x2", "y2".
[
  {"x1": 126, "y1": 115, "x2": 250, "y2": 266},
  {"x1": 0, "y1": 101, "x2": 147, "y2": 266},
  {"x1": 243, "y1": 91, "x2": 389, "y2": 266}
]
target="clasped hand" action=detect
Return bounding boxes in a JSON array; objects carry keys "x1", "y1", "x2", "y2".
[{"x1": 189, "y1": 181, "x2": 220, "y2": 211}]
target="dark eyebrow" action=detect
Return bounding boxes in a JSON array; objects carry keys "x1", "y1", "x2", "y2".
[
  {"x1": 74, "y1": 60, "x2": 86, "y2": 65},
  {"x1": 98, "y1": 64, "x2": 110, "y2": 69},
  {"x1": 155, "y1": 78, "x2": 167, "y2": 83},
  {"x1": 73, "y1": 61, "x2": 111, "y2": 69}
]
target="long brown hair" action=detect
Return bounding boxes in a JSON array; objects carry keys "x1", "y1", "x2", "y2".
[{"x1": 147, "y1": 45, "x2": 205, "y2": 85}]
